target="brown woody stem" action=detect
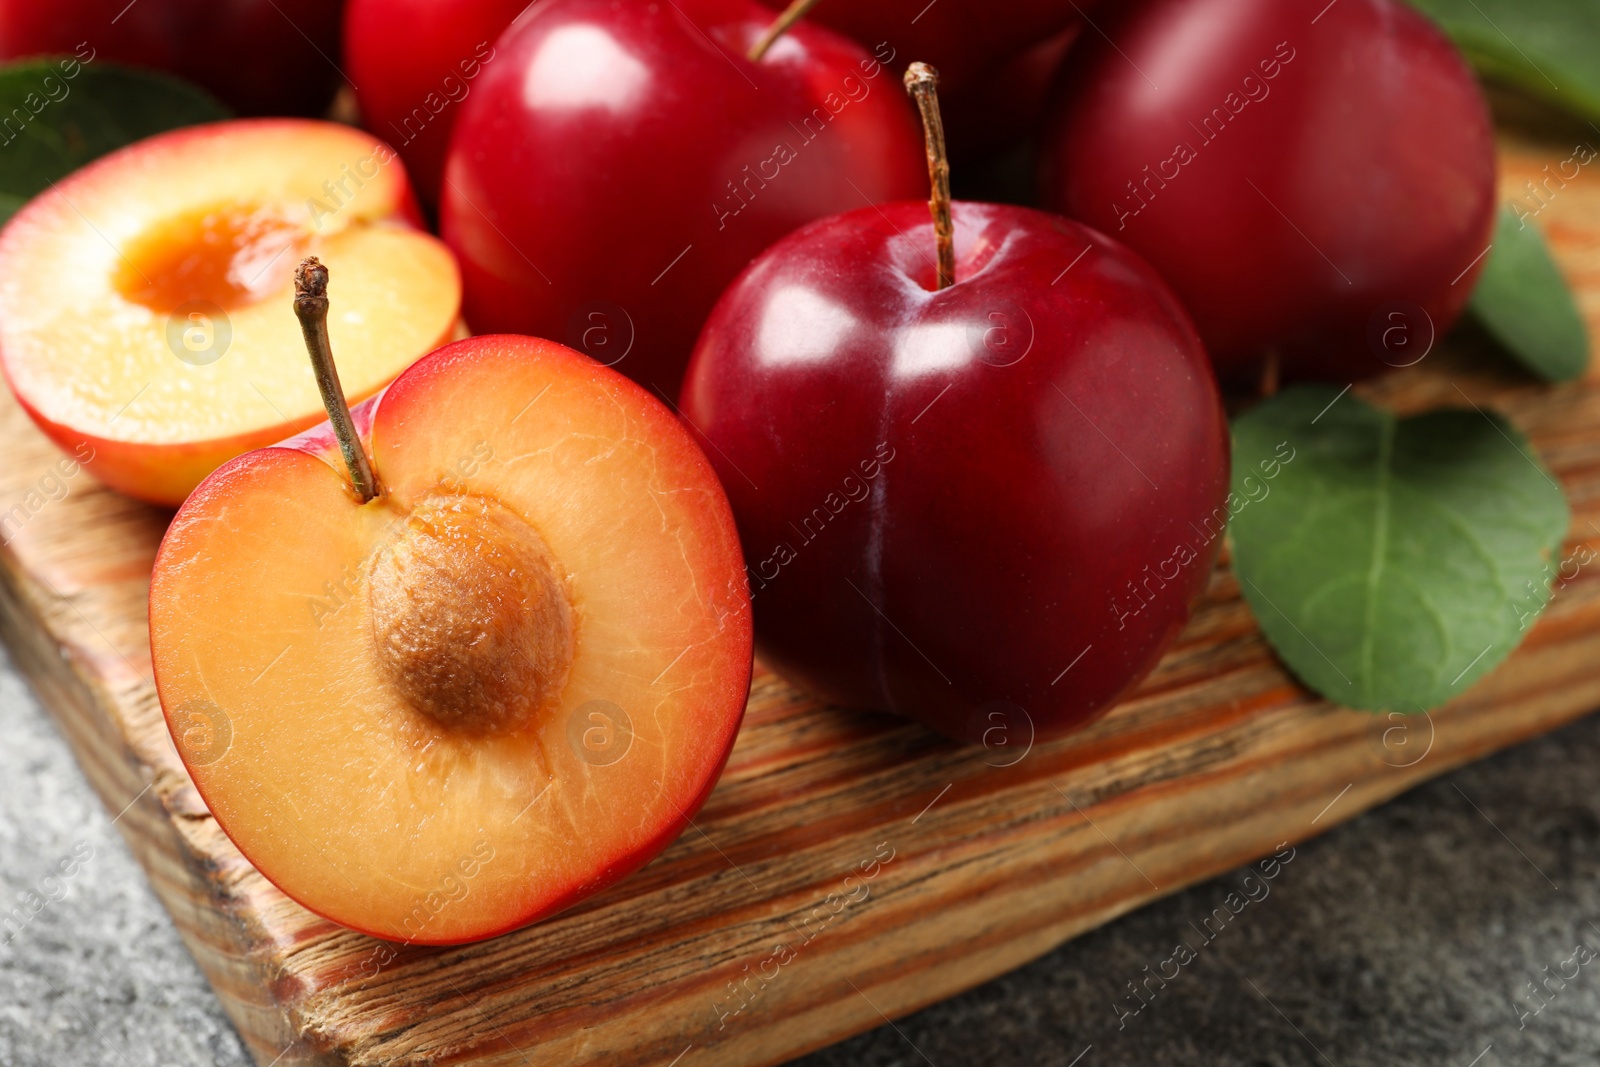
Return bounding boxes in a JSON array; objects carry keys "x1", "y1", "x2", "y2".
[
  {"x1": 747, "y1": 0, "x2": 824, "y2": 61},
  {"x1": 1259, "y1": 349, "x2": 1281, "y2": 399},
  {"x1": 903, "y1": 62, "x2": 954, "y2": 290},
  {"x1": 293, "y1": 257, "x2": 381, "y2": 503}
]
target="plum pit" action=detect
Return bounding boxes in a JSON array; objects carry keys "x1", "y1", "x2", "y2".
[{"x1": 368, "y1": 493, "x2": 574, "y2": 734}]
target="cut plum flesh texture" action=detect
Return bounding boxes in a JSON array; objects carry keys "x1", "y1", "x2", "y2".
[
  {"x1": 150, "y1": 335, "x2": 753, "y2": 943},
  {"x1": 0, "y1": 119, "x2": 460, "y2": 504}
]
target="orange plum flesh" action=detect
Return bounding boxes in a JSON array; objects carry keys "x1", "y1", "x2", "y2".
[
  {"x1": 0, "y1": 119, "x2": 460, "y2": 505},
  {"x1": 150, "y1": 336, "x2": 753, "y2": 943}
]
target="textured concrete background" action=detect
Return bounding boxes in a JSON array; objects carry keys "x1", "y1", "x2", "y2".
[{"x1": 2, "y1": 635, "x2": 1597, "y2": 1066}]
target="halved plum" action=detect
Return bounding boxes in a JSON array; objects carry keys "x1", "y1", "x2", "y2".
[
  {"x1": 151, "y1": 333, "x2": 752, "y2": 943},
  {"x1": 0, "y1": 119, "x2": 460, "y2": 504}
]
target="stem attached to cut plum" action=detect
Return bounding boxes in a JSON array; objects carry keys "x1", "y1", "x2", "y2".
[
  {"x1": 747, "y1": 0, "x2": 825, "y2": 62},
  {"x1": 293, "y1": 257, "x2": 382, "y2": 503},
  {"x1": 903, "y1": 62, "x2": 955, "y2": 290}
]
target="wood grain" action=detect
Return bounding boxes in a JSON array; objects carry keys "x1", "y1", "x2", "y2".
[{"x1": 3, "y1": 135, "x2": 1600, "y2": 1067}]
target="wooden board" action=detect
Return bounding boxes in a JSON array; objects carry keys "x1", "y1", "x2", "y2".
[{"x1": 4, "y1": 132, "x2": 1600, "y2": 1067}]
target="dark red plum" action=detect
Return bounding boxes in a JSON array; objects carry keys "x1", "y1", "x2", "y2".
[
  {"x1": 1038, "y1": 0, "x2": 1496, "y2": 381},
  {"x1": 682, "y1": 201, "x2": 1231, "y2": 742}
]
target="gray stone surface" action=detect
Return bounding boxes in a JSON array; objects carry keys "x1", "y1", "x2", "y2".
[
  {"x1": 0, "y1": 643, "x2": 246, "y2": 1067},
  {"x1": 1, "y1": 630, "x2": 1597, "y2": 1066},
  {"x1": 797, "y1": 725, "x2": 1600, "y2": 1067}
]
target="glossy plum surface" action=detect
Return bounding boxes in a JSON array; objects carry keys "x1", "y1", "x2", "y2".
[
  {"x1": 1038, "y1": 0, "x2": 1497, "y2": 381},
  {"x1": 344, "y1": 0, "x2": 526, "y2": 204},
  {"x1": 682, "y1": 201, "x2": 1231, "y2": 742},
  {"x1": 759, "y1": 0, "x2": 1081, "y2": 101},
  {"x1": 152, "y1": 334, "x2": 752, "y2": 942},
  {"x1": 0, "y1": 0, "x2": 344, "y2": 115},
  {"x1": 441, "y1": 0, "x2": 927, "y2": 398}
]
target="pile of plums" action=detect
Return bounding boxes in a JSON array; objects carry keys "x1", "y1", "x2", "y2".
[
  {"x1": 0, "y1": 0, "x2": 1497, "y2": 940},
  {"x1": 379, "y1": 0, "x2": 1491, "y2": 743},
  {"x1": 2, "y1": 0, "x2": 1493, "y2": 744}
]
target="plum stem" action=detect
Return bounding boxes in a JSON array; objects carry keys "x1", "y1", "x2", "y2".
[
  {"x1": 903, "y1": 62, "x2": 955, "y2": 290},
  {"x1": 293, "y1": 257, "x2": 381, "y2": 503},
  {"x1": 747, "y1": 0, "x2": 824, "y2": 61},
  {"x1": 1259, "y1": 349, "x2": 1281, "y2": 399}
]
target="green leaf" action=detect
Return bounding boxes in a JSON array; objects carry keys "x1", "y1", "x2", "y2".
[
  {"x1": 1470, "y1": 206, "x2": 1591, "y2": 383},
  {"x1": 0, "y1": 60, "x2": 229, "y2": 226},
  {"x1": 1230, "y1": 385, "x2": 1569, "y2": 712},
  {"x1": 1405, "y1": 0, "x2": 1600, "y2": 122}
]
